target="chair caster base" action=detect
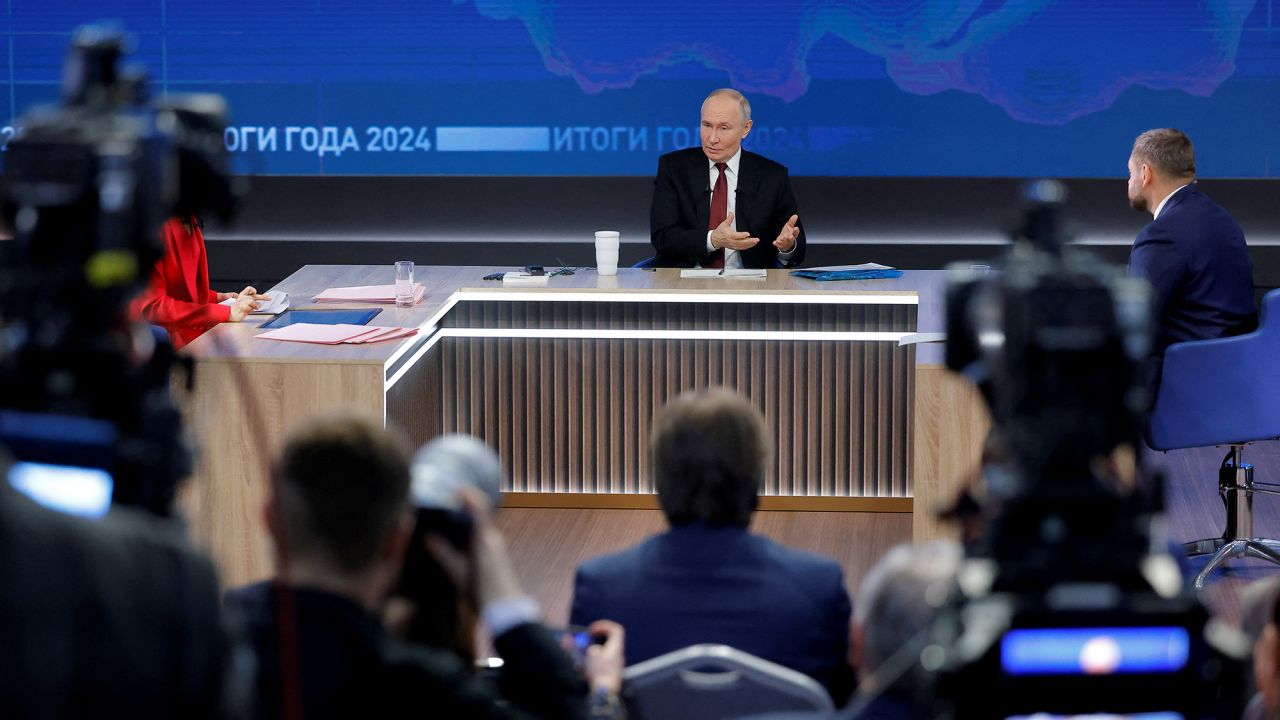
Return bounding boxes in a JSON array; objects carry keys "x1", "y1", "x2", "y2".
[{"x1": 1185, "y1": 537, "x2": 1280, "y2": 590}]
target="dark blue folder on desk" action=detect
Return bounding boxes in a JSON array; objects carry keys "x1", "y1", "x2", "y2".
[
  {"x1": 258, "y1": 308, "x2": 381, "y2": 329},
  {"x1": 791, "y1": 269, "x2": 903, "y2": 281}
]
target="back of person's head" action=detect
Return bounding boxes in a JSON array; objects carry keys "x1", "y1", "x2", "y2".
[
  {"x1": 652, "y1": 388, "x2": 769, "y2": 528},
  {"x1": 273, "y1": 415, "x2": 411, "y2": 574},
  {"x1": 1251, "y1": 583, "x2": 1280, "y2": 716},
  {"x1": 854, "y1": 541, "x2": 962, "y2": 702},
  {"x1": 1132, "y1": 128, "x2": 1196, "y2": 181}
]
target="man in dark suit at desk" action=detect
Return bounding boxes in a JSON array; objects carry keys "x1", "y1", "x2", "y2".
[
  {"x1": 1126, "y1": 128, "x2": 1256, "y2": 360},
  {"x1": 570, "y1": 389, "x2": 852, "y2": 699},
  {"x1": 649, "y1": 89, "x2": 806, "y2": 268}
]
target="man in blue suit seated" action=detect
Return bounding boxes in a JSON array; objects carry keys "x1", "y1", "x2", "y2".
[
  {"x1": 1126, "y1": 128, "x2": 1256, "y2": 364},
  {"x1": 570, "y1": 388, "x2": 853, "y2": 700}
]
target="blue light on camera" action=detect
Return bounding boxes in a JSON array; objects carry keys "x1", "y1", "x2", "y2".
[
  {"x1": 1001, "y1": 627, "x2": 1190, "y2": 676},
  {"x1": 1003, "y1": 707, "x2": 1182, "y2": 712},
  {"x1": 9, "y1": 461, "x2": 113, "y2": 519}
]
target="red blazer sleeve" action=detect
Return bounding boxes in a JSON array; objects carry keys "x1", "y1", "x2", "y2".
[{"x1": 130, "y1": 219, "x2": 230, "y2": 347}]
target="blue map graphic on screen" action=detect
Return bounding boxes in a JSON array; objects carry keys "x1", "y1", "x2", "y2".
[{"x1": 3, "y1": 1, "x2": 1277, "y2": 177}]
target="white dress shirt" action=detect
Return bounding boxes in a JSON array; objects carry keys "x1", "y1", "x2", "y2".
[
  {"x1": 1152, "y1": 183, "x2": 1192, "y2": 220},
  {"x1": 702, "y1": 149, "x2": 796, "y2": 268}
]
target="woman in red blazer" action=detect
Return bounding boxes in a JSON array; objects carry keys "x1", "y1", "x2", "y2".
[{"x1": 131, "y1": 217, "x2": 261, "y2": 349}]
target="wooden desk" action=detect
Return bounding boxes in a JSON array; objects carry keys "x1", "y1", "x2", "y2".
[{"x1": 180, "y1": 266, "x2": 986, "y2": 585}]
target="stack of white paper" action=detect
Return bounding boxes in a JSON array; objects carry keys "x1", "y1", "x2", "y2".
[
  {"x1": 254, "y1": 323, "x2": 418, "y2": 345},
  {"x1": 501, "y1": 272, "x2": 549, "y2": 286},
  {"x1": 679, "y1": 268, "x2": 768, "y2": 279},
  {"x1": 312, "y1": 284, "x2": 426, "y2": 304}
]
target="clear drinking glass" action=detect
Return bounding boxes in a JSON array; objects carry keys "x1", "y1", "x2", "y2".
[{"x1": 395, "y1": 260, "x2": 415, "y2": 307}]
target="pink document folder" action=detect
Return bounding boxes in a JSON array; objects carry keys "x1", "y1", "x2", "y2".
[
  {"x1": 255, "y1": 323, "x2": 418, "y2": 345},
  {"x1": 312, "y1": 284, "x2": 426, "y2": 304}
]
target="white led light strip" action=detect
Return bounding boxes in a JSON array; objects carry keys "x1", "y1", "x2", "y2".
[
  {"x1": 437, "y1": 328, "x2": 911, "y2": 342},
  {"x1": 452, "y1": 290, "x2": 918, "y2": 306}
]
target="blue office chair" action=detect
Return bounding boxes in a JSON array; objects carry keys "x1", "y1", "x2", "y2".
[
  {"x1": 622, "y1": 644, "x2": 833, "y2": 720},
  {"x1": 1148, "y1": 288, "x2": 1280, "y2": 589}
]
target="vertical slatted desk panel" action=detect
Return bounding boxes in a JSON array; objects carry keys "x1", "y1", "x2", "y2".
[{"x1": 181, "y1": 266, "x2": 984, "y2": 587}]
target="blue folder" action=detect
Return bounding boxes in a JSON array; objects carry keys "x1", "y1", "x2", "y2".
[
  {"x1": 791, "y1": 269, "x2": 904, "y2": 281},
  {"x1": 258, "y1": 308, "x2": 382, "y2": 329}
]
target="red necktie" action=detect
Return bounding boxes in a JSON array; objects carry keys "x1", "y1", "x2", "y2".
[{"x1": 705, "y1": 162, "x2": 728, "y2": 268}]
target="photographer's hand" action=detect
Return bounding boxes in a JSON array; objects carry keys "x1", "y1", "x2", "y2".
[
  {"x1": 423, "y1": 486, "x2": 524, "y2": 606},
  {"x1": 584, "y1": 620, "x2": 625, "y2": 695}
]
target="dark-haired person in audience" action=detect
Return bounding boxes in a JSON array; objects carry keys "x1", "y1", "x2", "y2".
[
  {"x1": 742, "y1": 541, "x2": 962, "y2": 720},
  {"x1": 1125, "y1": 128, "x2": 1255, "y2": 386},
  {"x1": 225, "y1": 415, "x2": 624, "y2": 719},
  {"x1": 130, "y1": 216, "x2": 265, "y2": 350},
  {"x1": 570, "y1": 388, "x2": 852, "y2": 700},
  {"x1": 0, "y1": 450, "x2": 233, "y2": 718}
]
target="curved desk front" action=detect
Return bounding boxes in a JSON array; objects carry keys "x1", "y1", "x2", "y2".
[{"x1": 181, "y1": 266, "x2": 986, "y2": 585}]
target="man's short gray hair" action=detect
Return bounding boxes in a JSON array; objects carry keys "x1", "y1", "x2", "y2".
[
  {"x1": 855, "y1": 541, "x2": 962, "y2": 699},
  {"x1": 703, "y1": 88, "x2": 752, "y2": 124}
]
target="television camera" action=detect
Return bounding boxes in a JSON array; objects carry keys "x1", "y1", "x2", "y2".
[
  {"x1": 931, "y1": 181, "x2": 1246, "y2": 718},
  {"x1": 0, "y1": 26, "x2": 235, "y2": 516}
]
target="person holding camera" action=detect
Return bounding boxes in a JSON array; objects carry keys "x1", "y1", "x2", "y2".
[
  {"x1": 225, "y1": 415, "x2": 624, "y2": 719},
  {"x1": 130, "y1": 216, "x2": 265, "y2": 350}
]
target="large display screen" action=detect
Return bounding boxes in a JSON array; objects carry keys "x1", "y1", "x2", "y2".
[{"x1": 4, "y1": 2, "x2": 1277, "y2": 177}]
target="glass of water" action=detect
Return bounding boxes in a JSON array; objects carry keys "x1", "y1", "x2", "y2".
[{"x1": 395, "y1": 260, "x2": 415, "y2": 307}]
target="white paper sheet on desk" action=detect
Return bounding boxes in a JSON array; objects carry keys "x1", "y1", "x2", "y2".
[
  {"x1": 219, "y1": 291, "x2": 290, "y2": 315},
  {"x1": 502, "y1": 272, "x2": 549, "y2": 286},
  {"x1": 802, "y1": 263, "x2": 894, "y2": 272},
  {"x1": 313, "y1": 283, "x2": 426, "y2": 303},
  {"x1": 679, "y1": 268, "x2": 768, "y2": 279}
]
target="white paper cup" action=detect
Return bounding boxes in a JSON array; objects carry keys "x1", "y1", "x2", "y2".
[{"x1": 595, "y1": 231, "x2": 620, "y2": 276}]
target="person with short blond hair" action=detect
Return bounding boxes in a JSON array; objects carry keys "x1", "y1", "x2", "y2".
[{"x1": 1125, "y1": 128, "x2": 1255, "y2": 367}]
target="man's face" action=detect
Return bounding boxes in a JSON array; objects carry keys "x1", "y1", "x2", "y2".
[
  {"x1": 1127, "y1": 154, "x2": 1149, "y2": 213},
  {"x1": 700, "y1": 95, "x2": 751, "y2": 163}
]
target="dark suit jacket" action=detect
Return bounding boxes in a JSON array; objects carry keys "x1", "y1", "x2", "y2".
[
  {"x1": 649, "y1": 147, "x2": 807, "y2": 268},
  {"x1": 1127, "y1": 184, "x2": 1256, "y2": 355},
  {"x1": 226, "y1": 582, "x2": 588, "y2": 720},
  {"x1": 570, "y1": 523, "x2": 851, "y2": 694},
  {"x1": 0, "y1": 486, "x2": 230, "y2": 718}
]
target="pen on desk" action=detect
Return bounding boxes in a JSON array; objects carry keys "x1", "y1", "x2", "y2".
[{"x1": 718, "y1": 268, "x2": 725, "y2": 276}]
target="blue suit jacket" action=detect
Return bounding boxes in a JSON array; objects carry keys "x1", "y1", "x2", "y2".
[
  {"x1": 570, "y1": 523, "x2": 851, "y2": 693},
  {"x1": 1127, "y1": 184, "x2": 1256, "y2": 355}
]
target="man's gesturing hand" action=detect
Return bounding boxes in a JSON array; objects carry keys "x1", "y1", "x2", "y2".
[
  {"x1": 773, "y1": 214, "x2": 800, "y2": 253},
  {"x1": 711, "y1": 211, "x2": 759, "y2": 251}
]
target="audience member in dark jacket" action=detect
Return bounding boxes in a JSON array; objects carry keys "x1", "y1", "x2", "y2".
[
  {"x1": 571, "y1": 388, "x2": 852, "y2": 699},
  {"x1": 0, "y1": 477, "x2": 231, "y2": 719},
  {"x1": 226, "y1": 415, "x2": 624, "y2": 719}
]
